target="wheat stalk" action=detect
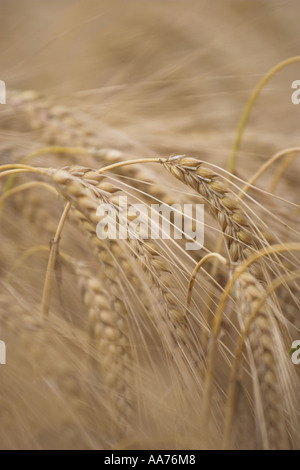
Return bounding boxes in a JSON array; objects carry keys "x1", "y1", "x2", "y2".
[
  {"x1": 163, "y1": 156, "x2": 259, "y2": 263},
  {"x1": 73, "y1": 258, "x2": 134, "y2": 436},
  {"x1": 230, "y1": 272, "x2": 290, "y2": 449}
]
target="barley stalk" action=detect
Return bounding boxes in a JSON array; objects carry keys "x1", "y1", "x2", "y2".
[
  {"x1": 163, "y1": 156, "x2": 258, "y2": 263},
  {"x1": 47, "y1": 166, "x2": 201, "y2": 375},
  {"x1": 73, "y1": 259, "x2": 134, "y2": 436},
  {"x1": 230, "y1": 272, "x2": 290, "y2": 449}
]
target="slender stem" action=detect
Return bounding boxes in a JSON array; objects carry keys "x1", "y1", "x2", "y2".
[
  {"x1": 3, "y1": 146, "x2": 91, "y2": 194},
  {"x1": 0, "y1": 181, "x2": 57, "y2": 216},
  {"x1": 200, "y1": 236, "x2": 225, "y2": 347},
  {"x1": 0, "y1": 168, "x2": 46, "y2": 179},
  {"x1": 0, "y1": 163, "x2": 44, "y2": 172},
  {"x1": 96, "y1": 157, "x2": 165, "y2": 174},
  {"x1": 0, "y1": 169, "x2": 37, "y2": 179},
  {"x1": 6, "y1": 245, "x2": 50, "y2": 284},
  {"x1": 214, "y1": 242, "x2": 300, "y2": 336},
  {"x1": 6, "y1": 244, "x2": 71, "y2": 285},
  {"x1": 21, "y1": 146, "x2": 91, "y2": 163},
  {"x1": 268, "y1": 152, "x2": 297, "y2": 193},
  {"x1": 239, "y1": 147, "x2": 300, "y2": 198},
  {"x1": 185, "y1": 252, "x2": 227, "y2": 315},
  {"x1": 201, "y1": 242, "x2": 300, "y2": 429},
  {"x1": 229, "y1": 56, "x2": 300, "y2": 174},
  {"x1": 40, "y1": 202, "x2": 71, "y2": 317}
]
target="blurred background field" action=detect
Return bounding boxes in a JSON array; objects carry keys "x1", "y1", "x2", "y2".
[
  {"x1": 1, "y1": 0, "x2": 299, "y2": 168},
  {"x1": 0, "y1": 0, "x2": 300, "y2": 450}
]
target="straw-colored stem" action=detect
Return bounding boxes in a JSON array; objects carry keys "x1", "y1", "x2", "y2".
[
  {"x1": 239, "y1": 147, "x2": 300, "y2": 198},
  {"x1": 40, "y1": 202, "x2": 71, "y2": 317},
  {"x1": 96, "y1": 157, "x2": 166, "y2": 174},
  {"x1": 229, "y1": 56, "x2": 300, "y2": 174},
  {"x1": 201, "y1": 242, "x2": 300, "y2": 429},
  {"x1": 185, "y1": 252, "x2": 228, "y2": 315}
]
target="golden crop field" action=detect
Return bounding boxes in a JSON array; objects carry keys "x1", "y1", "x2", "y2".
[{"x1": 0, "y1": 0, "x2": 300, "y2": 450}]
